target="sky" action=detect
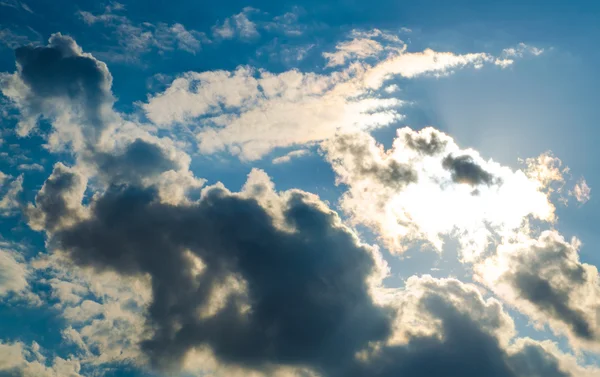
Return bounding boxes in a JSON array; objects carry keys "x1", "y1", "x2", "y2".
[{"x1": 1, "y1": 1, "x2": 600, "y2": 376}]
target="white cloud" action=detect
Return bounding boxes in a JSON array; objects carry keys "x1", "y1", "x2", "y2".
[
  {"x1": 0, "y1": 248, "x2": 30, "y2": 298},
  {"x1": 17, "y1": 163, "x2": 44, "y2": 172},
  {"x1": 502, "y1": 42, "x2": 544, "y2": 58},
  {"x1": 33, "y1": 252, "x2": 152, "y2": 366},
  {"x1": 0, "y1": 341, "x2": 83, "y2": 377},
  {"x1": 571, "y1": 178, "x2": 591, "y2": 204},
  {"x1": 323, "y1": 128, "x2": 557, "y2": 261},
  {"x1": 144, "y1": 36, "x2": 532, "y2": 160},
  {"x1": 323, "y1": 29, "x2": 405, "y2": 67},
  {"x1": 0, "y1": 173, "x2": 23, "y2": 215},
  {"x1": 272, "y1": 149, "x2": 310, "y2": 164}
]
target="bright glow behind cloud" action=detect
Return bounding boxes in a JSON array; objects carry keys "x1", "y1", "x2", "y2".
[{"x1": 324, "y1": 127, "x2": 557, "y2": 261}]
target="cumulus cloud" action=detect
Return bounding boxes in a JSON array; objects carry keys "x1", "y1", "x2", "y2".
[
  {"x1": 3, "y1": 29, "x2": 594, "y2": 377},
  {"x1": 0, "y1": 32, "x2": 115, "y2": 149},
  {"x1": 1, "y1": 34, "x2": 203, "y2": 202},
  {"x1": 0, "y1": 341, "x2": 83, "y2": 377},
  {"x1": 476, "y1": 230, "x2": 600, "y2": 351},
  {"x1": 32, "y1": 252, "x2": 152, "y2": 366},
  {"x1": 0, "y1": 173, "x2": 23, "y2": 215},
  {"x1": 35, "y1": 169, "x2": 390, "y2": 372},
  {"x1": 346, "y1": 275, "x2": 597, "y2": 377},
  {"x1": 28, "y1": 160, "x2": 597, "y2": 376},
  {"x1": 26, "y1": 163, "x2": 88, "y2": 233},
  {"x1": 0, "y1": 248, "x2": 30, "y2": 298},
  {"x1": 323, "y1": 128, "x2": 556, "y2": 260}
]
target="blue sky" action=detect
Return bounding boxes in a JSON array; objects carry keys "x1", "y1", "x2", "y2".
[{"x1": 1, "y1": 1, "x2": 600, "y2": 376}]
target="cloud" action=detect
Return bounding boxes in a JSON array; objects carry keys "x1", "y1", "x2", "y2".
[
  {"x1": 0, "y1": 0, "x2": 32, "y2": 13},
  {"x1": 571, "y1": 178, "x2": 591, "y2": 204},
  {"x1": 32, "y1": 169, "x2": 391, "y2": 373},
  {"x1": 502, "y1": 43, "x2": 545, "y2": 58},
  {"x1": 475, "y1": 230, "x2": 600, "y2": 351},
  {"x1": 32, "y1": 252, "x2": 151, "y2": 366},
  {"x1": 17, "y1": 163, "x2": 44, "y2": 172},
  {"x1": 271, "y1": 149, "x2": 310, "y2": 164},
  {"x1": 323, "y1": 128, "x2": 556, "y2": 260},
  {"x1": 26, "y1": 163, "x2": 88, "y2": 233},
  {"x1": 344, "y1": 275, "x2": 594, "y2": 377},
  {"x1": 1, "y1": 34, "x2": 203, "y2": 203},
  {"x1": 0, "y1": 248, "x2": 30, "y2": 298},
  {"x1": 323, "y1": 29, "x2": 404, "y2": 68},
  {"x1": 143, "y1": 34, "x2": 536, "y2": 160},
  {"x1": 0, "y1": 341, "x2": 83, "y2": 377},
  {"x1": 77, "y1": 6, "x2": 205, "y2": 62},
  {"x1": 29, "y1": 162, "x2": 597, "y2": 376},
  {"x1": 0, "y1": 173, "x2": 23, "y2": 215},
  {"x1": 0, "y1": 28, "x2": 39, "y2": 50},
  {"x1": 262, "y1": 6, "x2": 308, "y2": 37},
  {"x1": 212, "y1": 7, "x2": 260, "y2": 40},
  {"x1": 442, "y1": 154, "x2": 496, "y2": 186},
  {"x1": 0, "y1": 33, "x2": 115, "y2": 149}
]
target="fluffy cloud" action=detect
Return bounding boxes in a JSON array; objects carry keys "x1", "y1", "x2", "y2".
[
  {"x1": 323, "y1": 128, "x2": 556, "y2": 260},
  {"x1": 476, "y1": 230, "x2": 600, "y2": 351},
  {"x1": 0, "y1": 32, "x2": 115, "y2": 150},
  {"x1": 1, "y1": 34, "x2": 203, "y2": 202},
  {"x1": 36, "y1": 169, "x2": 391, "y2": 372},
  {"x1": 346, "y1": 275, "x2": 597, "y2": 377},
  {"x1": 2, "y1": 30, "x2": 594, "y2": 377},
  {"x1": 0, "y1": 341, "x2": 83, "y2": 377},
  {"x1": 143, "y1": 33, "x2": 523, "y2": 160},
  {"x1": 0, "y1": 173, "x2": 23, "y2": 215},
  {"x1": 29, "y1": 162, "x2": 597, "y2": 376},
  {"x1": 0, "y1": 248, "x2": 30, "y2": 298},
  {"x1": 32, "y1": 252, "x2": 151, "y2": 366}
]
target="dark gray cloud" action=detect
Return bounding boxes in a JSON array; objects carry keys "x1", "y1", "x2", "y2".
[
  {"x1": 341, "y1": 278, "x2": 574, "y2": 377},
  {"x1": 442, "y1": 154, "x2": 495, "y2": 186},
  {"x1": 26, "y1": 163, "x2": 86, "y2": 232},
  {"x1": 404, "y1": 130, "x2": 447, "y2": 156},
  {"x1": 47, "y1": 179, "x2": 391, "y2": 372},
  {"x1": 507, "y1": 341, "x2": 570, "y2": 377},
  {"x1": 325, "y1": 133, "x2": 417, "y2": 190},
  {"x1": 91, "y1": 138, "x2": 179, "y2": 185},
  {"x1": 27, "y1": 168, "x2": 583, "y2": 376},
  {"x1": 513, "y1": 272, "x2": 592, "y2": 340},
  {"x1": 481, "y1": 232, "x2": 600, "y2": 344},
  {"x1": 12, "y1": 33, "x2": 113, "y2": 144}
]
